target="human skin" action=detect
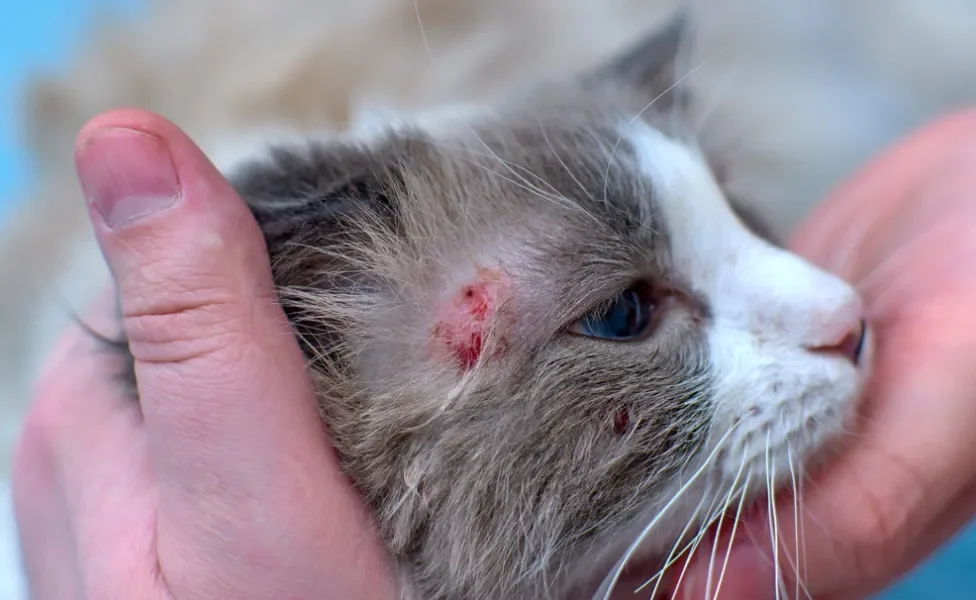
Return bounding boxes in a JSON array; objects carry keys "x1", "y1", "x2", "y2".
[
  {"x1": 672, "y1": 109, "x2": 976, "y2": 600},
  {"x1": 12, "y1": 108, "x2": 976, "y2": 600},
  {"x1": 12, "y1": 110, "x2": 397, "y2": 600}
]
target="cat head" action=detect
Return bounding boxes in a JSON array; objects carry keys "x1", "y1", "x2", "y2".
[{"x1": 218, "y1": 15, "x2": 871, "y2": 600}]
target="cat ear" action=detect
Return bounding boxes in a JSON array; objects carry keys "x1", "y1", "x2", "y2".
[
  {"x1": 223, "y1": 138, "x2": 410, "y2": 364},
  {"x1": 583, "y1": 13, "x2": 691, "y2": 111},
  {"x1": 220, "y1": 137, "x2": 412, "y2": 306},
  {"x1": 226, "y1": 140, "x2": 402, "y2": 249}
]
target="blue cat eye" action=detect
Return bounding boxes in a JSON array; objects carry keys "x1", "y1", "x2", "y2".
[{"x1": 570, "y1": 287, "x2": 656, "y2": 341}]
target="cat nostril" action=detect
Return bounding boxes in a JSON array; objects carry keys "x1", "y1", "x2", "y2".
[{"x1": 813, "y1": 319, "x2": 867, "y2": 365}]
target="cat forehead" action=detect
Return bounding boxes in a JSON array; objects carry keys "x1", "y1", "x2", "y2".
[
  {"x1": 225, "y1": 89, "x2": 735, "y2": 292},
  {"x1": 389, "y1": 104, "x2": 757, "y2": 311},
  {"x1": 355, "y1": 92, "x2": 702, "y2": 232}
]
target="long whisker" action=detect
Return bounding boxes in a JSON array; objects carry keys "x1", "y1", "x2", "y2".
[
  {"x1": 712, "y1": 472, "x2": 752, "y2": 600},
  {"x1": 640, "y1": 470, "x2": 734, "y2": 598},
  {"x1": 703, "y1": 449, "x2": 749, "y2": 599},
  {"x1": 658, "y1": 452, "x2": 747, "y2": 600},
  {"x1": 766, "y1": 430, "x2": 784, "y2": 600},
  {"x1": 410, "y1": 0, "x2": 595, "y2": 218},
  {"x1": 688, "y1": 39, "x2": 746, "y2": 143},
  {"x1": 412, "y1": 0, "x2": 434, "y2": 62},
  {"x1": 535, "y1": 112, "x2": 594, "y2": 202},
  {"x1": 400, "y1": 129, "x2": 597, "y2": 218},
  {"x1": 797, "y1": 459, "x2": 811, "y2": 598},
  {"x1": 789, "y1": 441, "x2": 801, "y2": 600},
  {"x1": 636, "y1": 481, "x2": 716, "y2": 597},
  {"x1": 785, "y1": 443, "x2": 814, "y2": 600},
  {"x1": 601, "y1": 53, "x2": 720, "y2": 208},
  {"x1": 405, "y1": 3, "x2": 608, "y2": 230},
  {"x1": 594, "y1": 421, "x2": 743, "y2": 600},
  {"x1": 667, "y1": 519, "x2": 713, "y2": 600}
]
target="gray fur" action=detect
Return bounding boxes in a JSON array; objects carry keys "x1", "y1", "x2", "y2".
[
  {"x1": 113, "y1": 17, "x2": 786, "y2": 600},
  {"x1": 232, "y1": 101, "x2": 714, "y2": 600}
]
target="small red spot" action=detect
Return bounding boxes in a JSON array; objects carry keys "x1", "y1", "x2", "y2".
[
  {"x1": 431, "y1": 267, "x2": 510, "y2": 371},
  {"x1": 612, "y1": 408, "x2": 630, "y2": 435}
]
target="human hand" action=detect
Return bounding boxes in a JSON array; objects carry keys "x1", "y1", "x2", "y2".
[
  {"x1": 12, "y1": 110, "x2": 397, "y2": 599},
  {"x1": 676, "y1": 110, "x2": 976, "y2": 599}
]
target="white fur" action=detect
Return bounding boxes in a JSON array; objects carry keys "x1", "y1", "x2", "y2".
[
  {"x1": 611, "y1": 121, "x2": 871, "y2": 557},
  {"x1": 349, "y1": 101, "x2": 491, "y2": 138}
]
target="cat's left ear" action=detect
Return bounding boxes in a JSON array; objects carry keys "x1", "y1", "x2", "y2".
[{"x1": 583, "y1": 12, "x2": 691, "y2": 112}]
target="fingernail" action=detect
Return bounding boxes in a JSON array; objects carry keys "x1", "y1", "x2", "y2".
[{"x1": 76, "y1": 128, "x2": 181, "y2": 229}]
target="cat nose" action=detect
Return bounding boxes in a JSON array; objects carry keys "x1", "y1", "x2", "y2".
[{"x1": 810, "y1": 318, "x2": 867, "y2": 366}]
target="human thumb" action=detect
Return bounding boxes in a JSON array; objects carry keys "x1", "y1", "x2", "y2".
[{"x1": 73, "y1": 109, "x2": 395, "y2": 599}]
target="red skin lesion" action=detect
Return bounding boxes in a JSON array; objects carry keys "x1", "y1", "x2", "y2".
[{"x1": 431, "y1": 267, "x2": 511, "y2": 371}]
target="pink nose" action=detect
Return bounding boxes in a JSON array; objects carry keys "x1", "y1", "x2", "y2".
[{"x1": 812, "y1": 318, "x2": 867, "y2": 365}]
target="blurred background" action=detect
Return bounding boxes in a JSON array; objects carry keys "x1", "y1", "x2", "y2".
[{"x1": 1, "y1": 0, "x2": 976, "y2": 598}]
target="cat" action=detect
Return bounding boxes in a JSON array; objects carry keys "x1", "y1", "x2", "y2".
[
  {"x1": 9, "y1": 0, "x2": 976, "y2": 480},
  {"x1": 110, "y1": 16, "x2": 872, "y2": 600}
]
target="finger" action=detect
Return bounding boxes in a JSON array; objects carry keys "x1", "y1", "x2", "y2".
[
  {"x1": 74, "y1": 110, "x2": 394, "y2": 598},
  {"x1": 698, "y1": 463, "x2": 976, "y2": 600},
  {"x1": 790, "y1": 108, "x2": 976, "y2": 276},
  {"x1": 682, "y1": 310, "x2": 976, "y2": 600},
  {"x1": 13, "y1": 290, "x2": 159, "y2": 598},
  {"x1": 826, "y1": 477, "x2": 976, "y2": 600},
  {"x1": 680, "y1": 111, "x2": 976, "y2": 600},
  {"x1": 681, "y1": 282, "x2": 976, "y2": 600},
  {"x1": 12, "y1": 405, "x2": 81, "y2": 599}
]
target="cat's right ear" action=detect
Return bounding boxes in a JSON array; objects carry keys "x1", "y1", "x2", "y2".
[
  {"x1": 220, "y1": 138, "x2": 412, "y2": 362},
  {"x1": 226, "y1": 141, "x2": 403, "y2": 248},
  {"x1": 582, "y1": 12, "x2": 692, "y2": 112}
]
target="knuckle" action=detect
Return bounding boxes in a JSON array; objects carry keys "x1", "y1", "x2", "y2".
[{"x1": 121, "y1": 276, "x2": 251, "y2": 366}]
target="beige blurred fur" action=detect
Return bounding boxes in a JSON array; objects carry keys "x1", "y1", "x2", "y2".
[{"x1": 2, "y1": 0, "x2": 976, "y2": 476}]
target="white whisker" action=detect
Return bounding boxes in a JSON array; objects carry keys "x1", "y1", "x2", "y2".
[
  {"x1": 667, "y1": 506, "x2": 719, "y2": 600},
  {"x1": 635, "y1": 482, "x2": 714, "y2": 597},
  {"x1": 656, "y1": 453, "x2": 746, "y2": 600},
  {"x1": 784, "y1": 443, "x2": 813, "y2": 599},
  {"x1": 639, "y1": 470, "x2": 734, "y2": 598},
  {"x1": 594, "y1": 421, "x2": 743, "y2": 600},
  {"x1": 411, "y1": 0, "x2": 583, "y2": 222},
  {"x1": 766, "y1": 430, "x2": 783, "y2": 600},
  {"x1": 797, "y1": 461, "x2": 811, "y2": 598},
  {"x1": 601, "y1": 51, "x2": 722, "y2": 208},
  {"x1": 412, "y1": 0, "x2": 434, "y2": 62},
  {"x1": 704, "y1": 449, "x2": 749, "y2": 600},
  {"x1": 712, "y1": 473, "x2": 752, "y2": 600},
  {"x1": 465, "y1": 124, "x2": 602, "y2": 221},
  {"x1": 535, "y1": 113, "x2": 593, "y2": 201}
]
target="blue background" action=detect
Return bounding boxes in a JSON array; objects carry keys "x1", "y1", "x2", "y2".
[
  {"x1": 0, "y1": 0, "x2": 139, "y2": 218},
  {"x1": 0, "y1": 1, "x2": 973, "y2": 597}
]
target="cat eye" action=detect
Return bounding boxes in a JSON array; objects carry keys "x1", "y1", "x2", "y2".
[{"x1": 569, "y1": 285, "x2": 657, "y2": 341}]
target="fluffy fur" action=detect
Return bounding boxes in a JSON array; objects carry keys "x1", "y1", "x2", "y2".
[
  {"x1": 3, "y1": 0, "x2": 974, "y2": 596},
  {"x1": 5, "y1": 0, "x2": 976, "y2": 477},
  {"x1": 112, "y1": 19, "x2": 871, "y2": 599}
]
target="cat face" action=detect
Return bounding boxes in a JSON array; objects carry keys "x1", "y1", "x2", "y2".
[{"x1": 216, "y1": 18, "x2": 871, "y2": 600}]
